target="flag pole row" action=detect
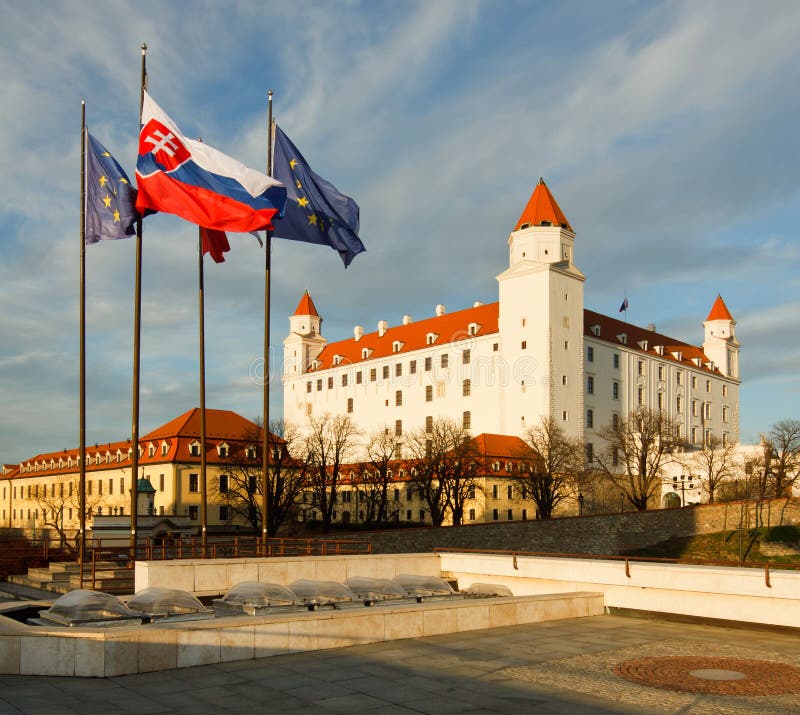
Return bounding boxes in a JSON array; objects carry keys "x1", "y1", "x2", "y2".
[{"x1": 79, "y1": 45, "x2": 365, "y2": 556}]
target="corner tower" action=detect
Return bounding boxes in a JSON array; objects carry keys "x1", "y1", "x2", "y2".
[
  {"x1": 702, "y1": 294, "x2": 740, "y2": 379},
  {"x1": 497, "y1": 179, "x2": 585, "y2": 440},
  {"x1": 283, "y1": 291, "x2": 327, "y2": 379}
]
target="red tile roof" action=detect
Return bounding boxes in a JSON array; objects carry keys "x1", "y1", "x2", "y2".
[
  {"x1": 584, "y1": 309, "x2": 718, "y2": 373},
  {"x1": 514, "y1": 178, "x2": 572, "y2": 232},
  {"x1": 470, "y1": 433, "x2": 533, "y2": 459},
  {"x1": 705, "y1": 294, "x2": 734, "y2": 322},
  {"x1": 293, "y1": 290, "x2": 320, "y2": 317},
  {"x1": 309, "y1": 302, "x2": 499, "y2": 371},
  {"x1": 308, "y1": 301, "x2": 720, "y2": 375},
  {"x1": 2, "y1": 409, "x2": 281, "y2": 481}
]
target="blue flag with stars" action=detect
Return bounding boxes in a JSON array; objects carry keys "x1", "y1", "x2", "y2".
[
  {"x1": 272, "y1": 124, "x2": 365, "y2": 267},
  {"x1": 85, "y1": 131, "x2": 138, "y2": 244}
]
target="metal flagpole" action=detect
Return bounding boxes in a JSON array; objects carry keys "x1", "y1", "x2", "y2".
[
  {"x1": 129, "y1": 42, "x2": 147, "y2": 563},
  {"x1": 79, "y1": 101, "x2": 87, "y2": 587},
  {"x1": 261, "y1": 90, "x2": 273, "y2": 549},
  {"x1": 198, "y1": 226, "x2": 208, "y2": 553}
]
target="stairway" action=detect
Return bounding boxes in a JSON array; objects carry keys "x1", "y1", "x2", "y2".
[{"x1": 5, "y1": 560, "x2": 135, "y2": 595}]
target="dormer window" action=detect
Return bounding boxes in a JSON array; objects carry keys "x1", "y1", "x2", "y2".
[
  {"x1": 392, "y1": 340, "x2": 404, "y2": 353},
  {"x1": 116, "y1": 450, "x2": 123, "y2": 463},
  {"x1": 161, "y1": 441, "x2": 169, "y2": 456},
  {"x1": 492, "y1": 461, "x2": 500, "y2": 472},
  {"x1": 655, "y1": 345, "x2": 664, "y2": 356},
  {"x1": 590, "y1": 324, "x2": 601, "y2": 336},
  {"x1": 672, "y1": 350, "x2": 683, "y2": 362},
  {"x1": 638, "y1": 340, "x2": 648, "y2": 351},
  {"x1": 217, "y1": 442, "x2": 229, "y2": 458},
  {"x1": 246, "y1": 446, "x2": 256, "y2": 460},
  {"x1": 617, "y1": 333, "x2": 627, "y2": 345},
  {"x1": 361, "y1": 347, "x2": 372, "y2": 360},
  {"x1": 189, "y1": 441, "x2": 201, "y2": 457},
  {"x1": 332, "y1": 354, "x2": 343, "y2": 366},
  {"x1": 467, "y1": 323, "x2": 480, "y2": 336},
  {"x1": 426, "y1": 333, "x2": 438, "y2": 345},
  {"x1": 311, "y1": 359, "x2": 320, "y2": 370},
  {"x1": 147, "y1": 443, "x2": 156, "y2": 457}
]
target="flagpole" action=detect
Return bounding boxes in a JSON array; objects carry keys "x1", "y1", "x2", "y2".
[
  {"x1": 79, "y1": 101, "x2": 87, "y2": 587},
  {"x1": 198, "y1": 226, "x2": 208, "y2": 553},
  {"x1": 129, "y1": 42, "x2": 147, "y2": 563},
  {"x1": 261, "y1": 89, "x2": 273, "y2": 548}
]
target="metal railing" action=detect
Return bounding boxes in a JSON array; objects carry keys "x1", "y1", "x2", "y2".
[{"x1": 432, "y1": 546, "x2": 796, "y2": 588}]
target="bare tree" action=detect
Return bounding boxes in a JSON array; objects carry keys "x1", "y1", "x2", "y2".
[
  {"x1": 405, "y1": 418, "x2": 482, "y2": 526},
  {"x1": 765, "y1": 419, "x2": 800, "y2": 498},
  {"x1": 683, "y1": 434, "x2": 738, "y2": 503},
  {"x1": 211, "y1": 420, "x2": 308, "y2": 536},
  {"x1": 594, "y1": 407, "x2": 685, "y2": 511},
  {"x1": 355, "y1": 429, "x2": 402, "y2": 527},
  {"x1": 302, "y1": 414, "x2": 360, "y2": 533},
  {"x1": 34, "y1": 478, "x2": 102, "y2": 552},
  {"x1": 515, "y1": 417, "x2": 584, "y2": 519}
]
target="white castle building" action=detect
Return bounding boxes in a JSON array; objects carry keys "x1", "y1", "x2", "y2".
[{"x1": 283, "y1": 180, "x2": 741, "y2": 456}]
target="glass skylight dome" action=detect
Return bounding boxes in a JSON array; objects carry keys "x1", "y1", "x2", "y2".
[
  {"x1": 221, "y1": 581, "x2": 298, "y2": 608},
  {"x1": 394, "y1": 575, "x2": 457, "y2": 598},
  {"x1": 289, "y1": 579, "x2": 357, "y2": 607},
  {"x1": 345, "y1": 577, "x2": 409, "y2": 603},
  {"x1": 37, "y1": 589, "x2": 143, "y2": 627},
  {"x1": 127, "y1": 587, "x2": 212, "y2": 621},
  {"x1": 462, "y1": 583, "x2": 514, "y2": 598}
]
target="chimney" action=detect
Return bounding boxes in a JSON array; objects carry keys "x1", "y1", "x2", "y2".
[
  {"x1": 354, "y1": 325, "x2": 363, "y2": 341},
  {"x1": 402, "y1": 314, "x2": 413, "y2": 325},
  {"x1": 435, "y1": 304, "x2": 446, "y2": 317},
  {"x1": 378, "y1": 320, "x2": 388, "y2": 337},
  {"x1": 647, "y1": 323, "x2": 656, "y2": 332},
  {"x1": 473, "y1": 301, "x2": 483, "y2": 308}
]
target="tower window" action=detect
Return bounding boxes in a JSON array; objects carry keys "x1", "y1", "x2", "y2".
[
  {"x1": 426, "y1": 385, "x2": 433, "y2": 402},
  {"x1": 463, "y1": 379, "x2": 471, "y2": 396},
  {"x1": 347, "y1": 398, "x2": 353, "y2": 413},
  {"x1": 587, "y1": 376, "x2": 594, "y2": 394},
  {"x1": 463, "y1": 411, "x2": 471, "y2": 430},
  {"x1": 613, "y1": 353, "x2": 619, "y2": 369}
]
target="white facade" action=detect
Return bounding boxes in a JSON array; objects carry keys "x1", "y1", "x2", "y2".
[{"x1": 282, "y1": 181, "x2": 740, "y2": 453}]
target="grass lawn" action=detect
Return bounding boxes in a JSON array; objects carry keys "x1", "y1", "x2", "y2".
[{"x1": 624, "y1": 523, "x2": 800, "y2": 568}]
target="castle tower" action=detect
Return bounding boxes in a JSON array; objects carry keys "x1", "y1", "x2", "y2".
[
  {"x1": 702, "y1": 294, "x2": 739, "y2": 378},
  {"x1": 496, "y1": 179, "x2": 585, "y2": 439},
  {"x1": 283, "y1": 291, "x2": 327, "y2": 379}
]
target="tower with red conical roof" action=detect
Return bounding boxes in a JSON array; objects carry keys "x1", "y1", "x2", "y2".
[
  {"x1": 496, "y1": 179, "x2": 586, "y2": 440},
  {"x1": 283, "y1": 291, "x2": 327, "y2": 380},
  {"x1": 702, "y1": 294, "x2": 739, "y2": 378}
]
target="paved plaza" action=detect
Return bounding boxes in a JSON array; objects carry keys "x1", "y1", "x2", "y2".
[{"x1": 0, "y1": 614, "x2": 798, "y2": 714}]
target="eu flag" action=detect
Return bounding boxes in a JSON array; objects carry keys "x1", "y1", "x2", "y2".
[
  {"x1": 85, "y1": 131, "x2": 138, "y2": 245},
  {"x1": 272, "y1": 125, "x2": 365, "y2": 267}
]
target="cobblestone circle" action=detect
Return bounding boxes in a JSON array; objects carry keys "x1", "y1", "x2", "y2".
[{"x1": 612, "y1": 656, "x2": 800, "y2": 696}]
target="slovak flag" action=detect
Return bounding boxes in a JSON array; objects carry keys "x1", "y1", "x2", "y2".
[{"x1": 135, "y1": 92, "x2": 287, "y2": 233}]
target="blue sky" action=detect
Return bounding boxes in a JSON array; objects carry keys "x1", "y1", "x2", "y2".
[{"x1": 1, "y1": 0, "x2": 799, "y2": 461}]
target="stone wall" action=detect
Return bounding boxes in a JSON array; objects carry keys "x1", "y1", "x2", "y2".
[{"x1": 338, "y1": 498, "x2": 800, "y2": 556}]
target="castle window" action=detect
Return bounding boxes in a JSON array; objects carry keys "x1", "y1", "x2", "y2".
[
  {"x1": 219, "y1": 474, "x2": 228, "y2": 493},
  {"x1": 426, "y1": 385, "x2": 433, "y2": 402},
  {"x1": 356, "y1": 371, "x2": 362, "y2": 385},
  {"x1": 521, "y1": 341, "x2": 527, "y2": 349},
  {"x1": 317, "y1": 379, "x2": 322, "y2": 391},
  {"x1": 347, "y1": 398, "x2": 353, "y2": 414},
  {"x1": 562, "y1": 411, "x2": 568, "y2": 421},
  {"x1": 722, "y1": 384, "x2": 728, "y2": 397},
  {"x1": 586, "y1": 409, "x2": 593, "y2": 428},
  {"x1": 462, "y1": 349, "x2": 470, "y2": 365},
  {"x1": 677, "y1": 370, "x2": 683, "y2": 386},
  {"x1": 587, "y1": 346, "x2": 594, "y2": 362},
  {"x1": 362, "y1": 348, "x2": 370, "y2": 359},
  {"x1": 426, "y1": 415, "x2": 433, "y2": 432},
  {"x1": 463, "y1": 379, "x2": 471, "y2": 397},
  {"x1": 410, "y1": 360, "x2": 417, "y2": 374},
  {"x1": 188, "y1": 474, "x2": 198, "y2": 492},
  {"x1": 395, "y1": 420, "x2": 403, "y2": 437},
  {"x1": 392, "y1": 341, "x2": 404, "y2": 353},
  {"x1": 691, "y1": 427, "x2": 698, "y2": 444},
  {"x1": 441, "y1": 354, "x2": 449, "y2": 368},
  {"x1": 706, "y1": 379, "x2": 711, "y2": 393},
  {"x1": 586, "y1": 442, "x2": 594, "y2": 462},
  {"x1": 426, "y1": 333, "x2": 438, "y2": 345},
  {"x1": 382, "y1": 365, "x2": 389, "y2": 379},
  {"x1": 306, "y1": 381, "x2": 312, "y2": 393},
  {"x1": 493, "y1": 343, "x2": 498, "y2": 352},
  {"x1": 218, "y1": 443, "x2": 229, "y2": 458},
  {"x1": 468, "y1": 323, "x2": 479, "y2": 336},
  {"x1": 341, "y1": 374, "x2": 348, "y2": 387},
  {"x1": 469, "y1": 509, "x2": 476, "y2": 521},
  {"x1": 677, "y1": 395, "x2": 683, "y2": 413},
  {"x1": 564, "y1": 341, "x2": 569, "y2": 350},
  {"x1": 328, "y1": 377, "x2": 333, "y2": 389},
  {"x1": 396, "y1": 363, "x2": 402, "y2": 377},
  {"x1": 189, "y1": 442, "x2": 200, "y2": 457},
  {"x1": 613, "y1": 353, "x2": 619, "y2": 369},
  {"x1": 562, "y1": 375, "x2": 568, "y2": 386},
  {"x1": 637, "y1": 386, "x2": 644, "y2": 405},
  {"x1": 521, "y1": 318, "x2": 527, "y2": 327},
  {"x1": 188, "y1": 506, "x2": 198, "y2": 520},
  {"x1": 637, "y1": 360, "x2": 644, "y2": 376},
  {"x1": 370, "y1": 368, "x2": 376, "y2": 382},
  {"x1": 722, "y1": 406, "x2": 729, "y2": 423},
  {"x1": 658, "y1": 365, "x2": 664, "y2": 381},
  {"x1": 587, "y1": 376, "x2": 594, "y2": 394},
  {"x1": 463, "y1": 411, "x2": 471, "y2": 430},
  {"x1": 395, "y1": 390, "x2": 402, "y2": 406},
  {"x1": 612, "y1": 382, "x2": 619, "y2": 400},
  {"x1": 691, "y1": 375, "x2": 697, "y2": 389},
  {"x1": 692, "y1": 400, "x2": 698, "y2": 417},
  {"x1": 425, "y1": 357, "x2": 432, "y2": 371},
  {"x1": 657, "y1": 392, "x2": 664, "y2": 410}
]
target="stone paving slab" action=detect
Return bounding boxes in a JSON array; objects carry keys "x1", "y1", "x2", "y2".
[{"x1": 0, "y1": 615, "x2": 797, "y2": 713}]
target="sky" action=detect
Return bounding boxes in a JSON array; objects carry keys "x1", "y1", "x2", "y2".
[{"x1": 1, "y1": 0, "x2": 799, "y2": 463}]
